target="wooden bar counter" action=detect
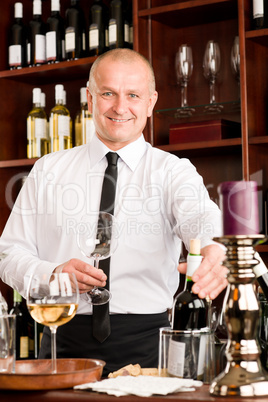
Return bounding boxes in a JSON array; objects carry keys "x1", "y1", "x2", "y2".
[{"x1": 1, "y1": 385, "x2": 268, "y2": 402}]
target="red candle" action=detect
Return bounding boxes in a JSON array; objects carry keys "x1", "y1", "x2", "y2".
[{"x1": 218, "y1": 181, "x2": 259, "y2": 235}]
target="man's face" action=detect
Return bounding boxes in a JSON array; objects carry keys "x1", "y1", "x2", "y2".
[{"x1": 87, "y1": 57, "x2": 158, "y2": 150}]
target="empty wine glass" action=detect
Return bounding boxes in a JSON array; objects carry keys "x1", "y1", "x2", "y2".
[
  {"x1": 27, "y1": 272, "x2": 79, "y2": 374},
  {"x1": 203, "y1": 40, "x2": 223, "y2": 112},
  {"x1": 231, "y1": 36, "x2": 240, "y2": 101},
  {"x1": 175, "y1": 44, "x2": 195, "y2": 117},
  {"x1": 77, "y1": 211, "x2": 117, "y2": 306}
]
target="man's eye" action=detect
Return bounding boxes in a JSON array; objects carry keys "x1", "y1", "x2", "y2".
[
  {"x1": 103, "y1": 92, "x2": 113, "y2": 97},
  {"x1": 129, "y1": 93, "x2": 138, "y2": 98}
]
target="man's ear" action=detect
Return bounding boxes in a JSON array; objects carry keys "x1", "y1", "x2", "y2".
[{"x1": 86, "y1": 88, "x2": 93, "y2": 113}]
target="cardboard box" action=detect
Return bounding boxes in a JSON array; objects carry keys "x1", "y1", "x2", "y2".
[{"x1": 169, "y1": 119, "x2": 241, "y2": 144}]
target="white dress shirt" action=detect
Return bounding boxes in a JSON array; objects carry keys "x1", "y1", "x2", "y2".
[{"x1": 0, "y1": 134, "x2": 222, "y2": 314}]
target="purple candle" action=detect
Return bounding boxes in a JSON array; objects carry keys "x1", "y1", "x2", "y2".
[{"x1": 218, "y1": 181, "x2": 259, "y2": 235}]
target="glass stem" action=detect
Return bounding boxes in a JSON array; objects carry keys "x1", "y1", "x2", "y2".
[
  {"x1": 210, "y1": 78, "x2": 216, "y2": 104},
  {"x1": 181, "y1": 82, "x2": 188, "y2": 107},
  {"x1": 50, "y1": 326, "x2": 57, "y2": 374}
]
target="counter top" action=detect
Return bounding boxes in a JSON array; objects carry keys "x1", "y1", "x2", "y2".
[{"x1": 1, "y1": 385, "x2": 268, "y2": 402}]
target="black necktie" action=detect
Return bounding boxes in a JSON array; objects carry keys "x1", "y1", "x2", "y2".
[{"x1": 92, "y1": 152, "x2": 119, "y2": 343}]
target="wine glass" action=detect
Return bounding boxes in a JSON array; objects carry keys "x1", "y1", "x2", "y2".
[
  {"x1": 27, "y1": 272, "x2": 79, "y2": 374},
  {"x1": 231, "y1": 36, "x2": 240, "y2": 101},
  {"x1": 203, "y1": 40, "x2": 223, "y2": 112},
  {"x1": 175, "y1": 44, "x2": 195, "y2": 117},
  {"x1": 77, "y1": 211, "x2": 117, "y2": 306}
]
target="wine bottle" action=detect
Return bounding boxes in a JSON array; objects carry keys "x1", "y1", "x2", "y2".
[
  {"x1": 65, "y1": 0, "x2": 87, "y2": 60},
  {"x1": 49, "y1": 84, "x2": 72, "y2": 152},
  {"x1": 253, "y1": 252, "x2": 268, "y2": 300},
  {"x1": 109, "y1": 0, "x2": 124, "y2": 49},
  {"x1": 123, "y1": 0, "x2": 132, "y2": 49},
  {"x1": 88, "y1": 0, "x2": 109, "y2": 56},
  {"x1": 9, "y1": 290, "x2": 35, "y2": 360},
  {"x1": 252, "y1": 0, "x2": 266, "y2": 29},
  {"x1": 75, "y1": 86, "x2": 95, "y2": 146},
  {"x1": 27, "y1": 88, "x2": 48, "y2": 158},
  {"x1": 46, "y1": 0, "x2": 65, "y2": 63},
  {"x1": 29, "y1": 0, "x2": 46, "y2": 66},
  {"x1": 63, "y1": 89, "x2": 73, "y2": 147},
  {"x1": 8, "y1": 2, "x2": 27, "y2": 70},
  {"x1": 172, "y1": 238, "x2": 207, "y2": 330}
]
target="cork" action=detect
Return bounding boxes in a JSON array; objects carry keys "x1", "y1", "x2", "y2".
[{"x1": 189, "y1": 238, "x2": 201, "y2": 255}]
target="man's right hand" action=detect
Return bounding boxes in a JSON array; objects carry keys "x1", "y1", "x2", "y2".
[{"x1": 53, "y1": 258, "x2": 107, "y2": 294}]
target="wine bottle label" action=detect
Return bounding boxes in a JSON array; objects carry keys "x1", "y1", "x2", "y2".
[
  {"x1": 253, "y1": 0, "x2": 264, "y2": 18},
  {"x1": 65, "y1": 27, "x2": 75, "y2": 52},
  {"x1": 9, "y1": 45, "x2": 22, "y2": 67},
  {"x1": 35, "y1": 34, "x2": 46, "y2": 63},
  {"x1": 20, "y1": 336, "x2": 29, "y2": 358},
  {"x1": 109, "y1": 19, "x2": 117, "y2": 45},
  {"x1": 167, "y1": 339, "x2": 185, "y2": 377},
  {"x1": 62, "y1": 40, "x2": 66, "y2": 59},
  {"x1": 34, "y1": 118, "x2": 47, "y2": 139},
  {"x1": 46, "y1": 31, "x2": 57, "y2": 61},
  {"x1": 89, "y1": 24, "x2": 99, "y2": 49},
  {"x1": 27, "y1": 42, "x2": 31, "y2": 65},
  {"x1": 82, "y1": 32, "x2": 86, "y2": 51}
]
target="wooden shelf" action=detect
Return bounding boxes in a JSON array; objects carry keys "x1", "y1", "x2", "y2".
[
  {"x1": 0, "y1": 159, "x2": 38, "y2": 169},
  {"x1": 0, "y1": 56, "x2": 97, "y2": 85},
  {"x1": 157, "y1": 137, "x2": 241, "y2": 152}
]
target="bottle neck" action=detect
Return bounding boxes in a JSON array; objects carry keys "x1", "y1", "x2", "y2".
[
  {"x1": 13, "y1": 290, "x2": 22, "y2": 304},
  {"x1": 184, "y1": 275, "x2": 194, "y2": 292}
]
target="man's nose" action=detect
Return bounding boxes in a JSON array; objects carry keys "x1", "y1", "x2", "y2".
[{"x1": 112, "y1": 95, "x2": 127, "y2": 114}]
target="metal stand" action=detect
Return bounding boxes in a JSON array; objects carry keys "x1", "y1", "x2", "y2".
[{"x1": 210, "y1": 235, "x2": 268, "y2": 397}]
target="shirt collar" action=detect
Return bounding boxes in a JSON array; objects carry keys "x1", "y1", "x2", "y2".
[{"x1": 88, "y1": 134, "x2": 147, "y2": 172}]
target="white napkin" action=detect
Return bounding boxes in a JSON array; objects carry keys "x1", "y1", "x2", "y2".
[{"x1": 74, "y1": 375, "x2": 203, "y2": 397}]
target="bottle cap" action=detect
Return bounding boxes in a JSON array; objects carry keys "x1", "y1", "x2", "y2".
[
  {"x1": 80, "y1": 87, "x2": 87, "y2": 104},
  {"x1": 14, "y1": 3, "x2": 23, "y2": 19},
  {"x1": 55, "y1": 84, "x2": 64, "y2": 102},
  {"x1": 33, "y1": 88, "x2": 42, "y2": 104},
  {"x1": 41, "y1": 92, "x2": 46, "y2": 108},
  {"x1": 33, "y1": 0, "x2": 42, "y2": 16},
  {"x1": 51, "y1": 0, "x2": 60, "y2": 12}
]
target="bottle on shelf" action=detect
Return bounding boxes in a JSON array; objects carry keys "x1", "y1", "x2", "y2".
[
  {"x1": 8, "y1": 2, "x2": 27, "y2": 70},
  {"x1": 253, "y1": 252, "x2": 268, "y2": 300},
  {"x1": 49, "y1": 84, "x2": 72, "y2": 152},
  {"x1": 63, "y1": 89, "x2": 73, "y2": 146},
  {"x1": 29, "y1": 0, "x2": 46, "y2": 66},
  {"x1": 108, "y1": 0, "x2": 124, "y2": 49},
  {"x1": 65, "y1": 0, "x2": 87, "y2": 60},
  {"x1": 123, "y1": 0, "x2": 132, "y2": 49},
  {"x1": 172, "y1": 238, "x2": 207, "y2": 330},
  {"x1": 27, "y1": 88, "x2": 48, "y2": 159},
  {"x1": 75, "y1": 86, "x2": 95, "y2": 146},
  {"x1": 9, "y1": 290, "x2": 35, "y2": 360},
  {"x1": 88, "y1": 0, "x2": 109, "y2": 56},
  {"x1": 252, "y1": 0, "x2": 266, "y2": 29},
  {"x1": 46, "y1": 0, "x2": 65, "y2": 63},
  {"x1": 258, "y1": 287, "x2": 268, "y2": 371}
]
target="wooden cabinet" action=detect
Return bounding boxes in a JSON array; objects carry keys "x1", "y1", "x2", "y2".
[{"x1": 1, "y1": 0, "x2": 268, "y2": 302}]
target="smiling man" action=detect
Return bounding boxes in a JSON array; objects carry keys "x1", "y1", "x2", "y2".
[{"x1": 0, "y1": 49, "x2": 226, "y2": 376}]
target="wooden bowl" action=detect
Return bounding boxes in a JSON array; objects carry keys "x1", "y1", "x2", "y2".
[{"x1": 0, "y1": 358, "x2": 105, "y2": 390}]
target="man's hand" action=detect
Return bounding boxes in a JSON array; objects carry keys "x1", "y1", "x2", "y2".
[
  {"x1": 177, "y1": 244, "x2": 227, "y2": 299},
  {"x1": 53, "y1": 258, "x2": 107, "y2": 294}
]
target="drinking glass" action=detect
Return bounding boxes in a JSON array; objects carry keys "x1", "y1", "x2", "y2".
[
  {"x1": 77, "y1": 211, "x2": 117, "y2": 306},
  {"x1": 175, "y1": 44, "x2": 195, "y2": 117},
  {"x1": 203, "y1": 40, "x2": 223, "y2": 112},
  {"x1": 27, "y1": 272, "x2": 79, "y2": 374},
  {"x1": 231, "y1": 36, "x2": 240, "y2": 101}
]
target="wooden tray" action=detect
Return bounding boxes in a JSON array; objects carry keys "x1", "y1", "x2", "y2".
[{"x1": 0, "y1": 358, "x2": 105, "y2": 390}]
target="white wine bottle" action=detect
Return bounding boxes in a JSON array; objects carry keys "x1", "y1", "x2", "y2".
[
  {"x1": 75, "y1": 86, "x2": 95, "y2": 146},
  {"x1": 65, "y1": 0, "x2": 87, "y2": 60},
  {"x1": 49, "y1": 84, "x2": 72, "y2": 152},
  {"x1": 9, "y1": 290, "x2": 35, "y2": 360},
  {"x1": 27, "y1": 88, "x2": 48, "y2": 158}
]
